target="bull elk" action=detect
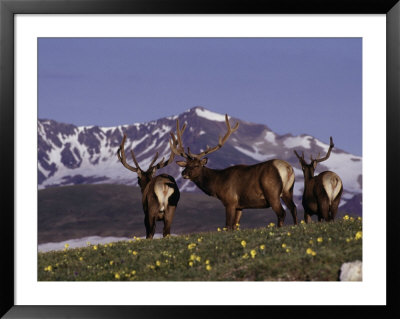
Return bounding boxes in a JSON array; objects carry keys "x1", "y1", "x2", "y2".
[
  {"x1": 170, "y1": 115, "x2": 298, "y2": 229},
  {"x1": 117, "y1": 133, "x2": 183, "y2": 239},
  {"x1": 294, "y1": 137, "x2": 343, "y2": 223}
]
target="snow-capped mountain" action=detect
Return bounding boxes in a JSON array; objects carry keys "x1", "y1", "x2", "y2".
[{"x1": 38, "y1": 106, "x2": 362, "y2": 213}]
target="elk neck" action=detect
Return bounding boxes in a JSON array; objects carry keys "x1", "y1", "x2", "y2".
[
  {"x1": 191, "y1": 166, "x2": 219, "y2": 197},
  {"x1": 302, "y1": 169, "x2": 315, "y2": 189}
]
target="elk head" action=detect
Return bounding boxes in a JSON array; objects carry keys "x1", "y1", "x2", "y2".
[
  {"x1": 169, "y1": 114, "x2": 239, "y2": 180},
  {"x1": 117, "y1": 134, "x2": 177, "y2": 190},
  {"x1": 294, "y1": 136, "x2": 335, "y2": 180}
]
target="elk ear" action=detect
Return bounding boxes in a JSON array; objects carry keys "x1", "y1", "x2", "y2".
[
  {"x1": 312, "y1": 161, "x2": 317, "y2": 169},
  {"x1": 200, "y1": 157, "x2": 208, "y2": 166},
  {"x1": 176, "y1": 161, "x2": 187, "y2": 167}
]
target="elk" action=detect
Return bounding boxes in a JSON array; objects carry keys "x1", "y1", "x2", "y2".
[
  {"x1": 117, "y1": 132, "x2": 183, "y2": 239},
  {"x1": 294, "y1": 137, "x2": 343, "y2": 223},
  {"x1": 170, "y1": 115, "x2": 298, "y2": 229}
]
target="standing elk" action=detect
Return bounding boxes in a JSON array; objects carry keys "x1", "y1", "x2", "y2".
[
  {"x1": 294, "y1": 137, "x2": 343, "y2": 223},
  {"x1": 170, "y1": 114, "x2": 297, "y2": 228},
  {"x1": 117, "y1": 133, "x2": 183, "y2": 239}
]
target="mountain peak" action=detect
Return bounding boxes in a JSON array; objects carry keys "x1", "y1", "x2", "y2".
[{"x1": 182, "y1": 106, "x2": 228, "y2": 122}]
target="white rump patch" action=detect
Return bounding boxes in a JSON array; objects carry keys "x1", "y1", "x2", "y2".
[
  {"x1": 322, "y1": 173, "x2": 343, "y2": 204},
  {"x1": 272, "y1": 160, "x2": 295, "y2": 195},
  {"x1": 154, "y1": 178, "x2": 174, "y2": 211}
]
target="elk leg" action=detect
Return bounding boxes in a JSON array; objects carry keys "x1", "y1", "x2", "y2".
[
  {"x1": 304, "y1": 211, "x2": 312, "y2": 223},
  {"x1": 269, "y1": 198, "x2": 286, "y2": 227},
  {"x1": 330, "y1": 189, "x2": 342, "y2": 221},
  {"x1": 234, "y1": 209, "x2": 243, "y2": 229},
  {"x1": 225, "y1": 205, "x2": 236, "y2": 230},
  {"x1": 281, "y1": 190, "x2": 298, "y2": 225},
  {"x1": 163, "y1": 206, "x2": 176, "y2": 237},
  {"x1": 329, "y1": 200, "x2": 340, "y2": 221},
  {"x1": 317, "y1": 200, "x2": 330, "y2": 222},
  {"x1": 145, "y1": 212, "x2": 157, "y2": 239}
]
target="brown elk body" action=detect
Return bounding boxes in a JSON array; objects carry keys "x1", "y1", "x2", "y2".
[
  {"x1": 170, "y1": 115, "x2": 298, "y2": 228},
  {"x1": 117, "y1": 134, "x2": 181, "y2": 239},
  {"x1": 294, "y1": 137, "x2": 343, "y2": 223}
]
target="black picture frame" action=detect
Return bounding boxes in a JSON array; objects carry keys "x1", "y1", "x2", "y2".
[{"x1": 1, "y1": 0, "x2": 399, "y2": 318}]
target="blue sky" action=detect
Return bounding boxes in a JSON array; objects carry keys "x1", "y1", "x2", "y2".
[{"x1": 38, "y1": 38, "x2": 362, "y2": 155}]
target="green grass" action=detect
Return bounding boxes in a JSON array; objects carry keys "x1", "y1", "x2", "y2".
[{"x1": 38, "y1": 216, "x2": 362, "y2": 281}]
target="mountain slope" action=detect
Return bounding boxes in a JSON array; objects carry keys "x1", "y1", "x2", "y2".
[{"x1": 38, "y1": 106, "x2": 362, "y2": 214}]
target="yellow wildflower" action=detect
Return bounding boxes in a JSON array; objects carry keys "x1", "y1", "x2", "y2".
[
  {"x1": 156, "y1": 260, "x2": 161, "y2": 267},
  {"x1": 268, "y1": 222, "x2": 275, "y2": 228},
  {"x1": 317, "y1": 237, "x2": 323, "y2": 243},
  {"x1": 355, "y1": 231, "x2": 362, "y2": 240},
  {"x1": 287, "y1": 232, "x2": 291, "y2": 236},
  {"x1": 223, "y1": 227, "x2": 227, "y2": 231},
  {"x1": 300, "y1": 220, "x2": 305, "y2": 224},
  {"x1": 350, "y1": 217, "x2": 355, "y2": 221},
  {"x1": 188, "y1": 261, "x2": 194, "y2": 267},
  {"x1": 217, "y1": 227, "x2": 221, "y2": 232},
  {"x1": 206, "y1": 265, "x2": 212, "y2": 271},
  {"x1": 357, "y1": 217, "x2": 362, "y2": 221},
  {"x1": 311, "y1": 251, "x2": 317, "y2": 256},
  {"x1": 131, "y1": 270, "x2": 136, "y2": 275},
  {"x1": 250, "y1": 250, "x2": 257, "y2": 259},
  {"x1": 205, "y1": 260, "x2": 210, "y2": 265},
  {"x1": 104, "y1": 244, "x2": 108, "y2": 248},
  {"x1": 93, "y1": 245, "x2": 98, "y2": 250},
  {"x1": 241, "y1": 240, "x2": 246, "y2": 248},
  {"x1": 64, "y1": 243, "x2": 69, "y2": 249},
  {"x1": 132, "y1": 251, "x2": 138, "y2": 255},
  {"x1": 109, "y1": 261, "x2": 114, "y2": 265},
  {"x1": 79, "y1": 257, "x2": 83, "y2": 261},
  {"x1": 346, "y1": 238, "x2": 352, "y2": 243},
  {"x1": 242, "y1": 253, "x2": 249, "y2": 259},
  {"x1": 286, "y1": 248, "x2": 291, "y2": 253},
  {"x1": 115, "y1": 273, "x2": 120, "y2": 279},
  {"x1": 343, "y1": 215, "x2": 350, "y2": 220},
  {"x1": 196, "y1": 256, "x2": 201, "y2": 262},
  {"x1": 187, "y1": 243, "x2": 196, "y2": 250},
  {"x1": 44, "y1": 265, "x2": 52, "y2": 272},
  {"x1": 197, "y1": 237, "x2": 203, "y2": 243},
  {"x1": 260, "y1": 244, "x2": 265, "y2": 250},
  {"x1": 190, "y1": 254, "x2": 196, "y2": 261},
  {"x1": 306, "y1": 248, "x2": 313, "y2": 255},
  {"x1": 282, "y1": 243, "x2": 287, "y2": 248}
]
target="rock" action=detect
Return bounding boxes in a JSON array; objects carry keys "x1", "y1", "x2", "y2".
[{"x1": 339, "y1": 260, "x2": 362, "y2": 281}]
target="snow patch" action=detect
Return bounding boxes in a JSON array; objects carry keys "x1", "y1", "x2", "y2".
[
  {"x1": 195, "y1": 108, "x2": 227, "y2": 122},
  {"x1": 283, "y1": 136, "x2": 312, "y2": 149},
  {"x1": 234, "y1": 145, "x2": 276, "y2": 162}
]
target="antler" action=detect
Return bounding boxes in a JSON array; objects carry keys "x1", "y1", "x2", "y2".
[
  {"x1": 118, "y1": 133, "x2": 178, "y2": 174},
  {"x1": 117, "y1": 134, "x2": 141, "y2": 173},
  {"x1": 294, "y1": 150, "x2": 307, "y2": 165},
  {"x1": 169, "y1": 119, "x2": 189, "y2": 158},
  {"x1": 313, "y1": 136, "x2": 334, "y2": 163},
  {"x1": 170, "y1": 114, "x2": 239, "y2": 160}
]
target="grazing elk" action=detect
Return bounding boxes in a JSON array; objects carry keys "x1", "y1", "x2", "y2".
[
  {"x1": 170, "y1": 115, "x2": 297, "y2": 229},
  {"x1": 117, "y1": 133, "x2": 182, "y2": 239},
  {"x1": 294, "y1": 137, "x2": 343, "y2": 223}
]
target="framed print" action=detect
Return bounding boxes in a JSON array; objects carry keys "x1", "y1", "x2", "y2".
[{"x1": 1, "y1": 0, "x2": 399, "y2": 318}]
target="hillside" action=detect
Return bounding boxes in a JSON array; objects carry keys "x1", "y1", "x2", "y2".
[
  {"x1": 38, "y1": 184, "x2": 357, "y2": 244},
  {"x1": 38, "y1": 218, "x2": 362, "y2": 281}
]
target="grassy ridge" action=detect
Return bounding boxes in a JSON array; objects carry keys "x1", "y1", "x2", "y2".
[{"x1": 38, "y1": 216, "x2": 362, "y2": 281}]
